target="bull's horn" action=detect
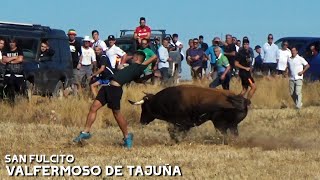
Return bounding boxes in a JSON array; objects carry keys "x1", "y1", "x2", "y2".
[{"x1": 128, "y1": 99, "x2": 145, "y2": 105}]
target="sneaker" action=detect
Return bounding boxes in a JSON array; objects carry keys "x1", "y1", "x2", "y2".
[
  {"x1": 123, "y1": 133, "x2": 134, "y2": 149},
  {"x1": 73, "y1": 132, "x2": 91, "y2": 143}
]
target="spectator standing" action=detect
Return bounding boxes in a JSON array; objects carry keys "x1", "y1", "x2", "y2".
[
  {"x1": 235, "y1": 39, "x2": 256, "y2": 101},
  {"x1": 157, "y1": 38, "x2": 172, "y2": 85},
  {"x1": 92, "y1": 30, "x2": 108, "y2": 53},
  {"x1": 77, "y1": 36, "x2": 96, "y2": 89},
  {"x1": 261, "y1": 34, "x2": 279, "y2": 76},
  {"x1": 0, "y1": 38, "x2": 5, "y2": 64},
  {"x1": 223, "y1": 34, "x2": 237, "y2": 76},
  {"x1": 209, "y1": 47, "x2": 231, "y2": 90},
  {"x1": 206, "y1": 37, "x2": 224, "y2": 79},
  {"x1": 186, "y1": 39, "x2": 194, "y2": 77},
  {"x1": 287, "y1": 47, "x2": 309, "y2": 109},
  {"x1": 170, "y1": 33, "x2": 184, "y2": 83},
  {"x1": 253, "y1": 45, "x2": 263, "y2": 74},
  {"x1": 134, "y1": 17, "x2": 151, "y2": 45},
  {"x1": 236, "y1": 40, "x2": 241, "y2": 50},
  {"x1": 67, "y1": 29, "x2": 82, "y2": 91},
  {"x1": 233, "y1": 37, "x2": 240, "y2": 52},
  {"x1": 199, "y1": 35, "x2": 209, "y2": 76},
  {"x1": 187, "y1": 38, "x2": 205, "y2": 81},
  {"x1": 277, "y1": 41, "x2": 291, "y2": 77},
  {"x1": 138, "y1": 39, "x2": 158, "y2": 79},
  {"x1": 90, "y1": 46, "x2": 113, "y2": 98},
  {"x1": 106, "y1": 35, "x2": 127, "y2": 70}
]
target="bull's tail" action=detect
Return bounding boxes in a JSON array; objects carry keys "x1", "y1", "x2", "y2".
[{"x1": 226, "y1": 95, "x2": 251, "y2": 111}]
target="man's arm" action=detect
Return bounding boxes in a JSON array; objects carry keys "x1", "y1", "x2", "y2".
[
  {"x1": 142, "y1": 54, "x2": 157, "y2": 66},
  {"x1": 224, "y1": 51, "x2": 236, "y2": 57},
  {"x1": 235, "y1": 60, "x2": 250, "y2": 71},
  {"x1": 298, "y1": 58, "x2": 310, "y2": 75},
  {"x1": 145, "y1": 32, "x2": 151, "y2": 40},
  {"x1": 2, "y1": 56, "x2": 17, "y2": 63},
  {"x1": 92, "y1": 65, "x2": 105, "y2": 77}
]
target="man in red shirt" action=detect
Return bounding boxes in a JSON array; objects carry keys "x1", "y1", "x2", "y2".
[{"x1": 134, "y1": 17, "x2": 151, "y2": 45}]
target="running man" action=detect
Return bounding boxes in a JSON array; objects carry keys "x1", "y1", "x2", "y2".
[
  {"x1": 73, "y1": 51, "x2": 156, "y2": 149},
  {"x1": 235, "y1": 38, "x2": 257, "y2": 101}
]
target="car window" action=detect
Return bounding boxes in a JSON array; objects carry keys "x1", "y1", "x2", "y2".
[
  {"x1": 6, "y1": 37, "x2": 39, "y2": 60},
  {"x1": 275, "y1": 39, "x2": 307, "y2": 50},
  {"x1": 116, "y1": 41, "x2": 135, "y2": 55},
  {"x1": 47, "y1": 39, "x2": 60, "y2": 61}
]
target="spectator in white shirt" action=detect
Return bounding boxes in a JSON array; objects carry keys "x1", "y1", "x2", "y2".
[
  {"x1": 77, "y1": 36, "x2": 96, "y2": 89},
  {"x1": 92, "y1": 30, "x2": 108, "y2": 53},
  {"x1": 277, "y1": 41, "x2": 291, "y2": 77},
  {"x1": 261, "y1": 34, "x2": 279, "y2": 76},
  {"x1": 157, "y1": 38, "x2": 172, "y2": 85},
  {"x1": 286, "y1": 46, "x2": 310, "y2": 109},
  {"x1": 106, "y1": 35, "x2": 127, "y2": 70}
]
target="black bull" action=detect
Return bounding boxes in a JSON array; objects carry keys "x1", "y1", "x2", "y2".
[{"x1": 128, "y1": 85, "x2": 250, "y2": 143}]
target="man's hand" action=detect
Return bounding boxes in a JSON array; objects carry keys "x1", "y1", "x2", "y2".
[
  {"x1": 245, "y1": 67, "x2": 251, "y2": 72},
  {"x1": 77, "y1": 64, "x2": 81, "y2": 70},
  {"x1": 168, "y1": 57, "x2": 173, "y2": 62},
  {"x1": 220, "y1": 74, "x2": 226, "y2": 80},
  {"x1": 298, "y1": 71, "x2": 303, "y2": 76}
]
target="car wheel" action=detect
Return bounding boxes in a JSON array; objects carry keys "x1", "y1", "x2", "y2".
[{"x1": 53, "y1": 81, "x2": 64, "y2": 99}]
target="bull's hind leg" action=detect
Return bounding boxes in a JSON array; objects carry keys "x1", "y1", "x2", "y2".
[
  {"x1": 211, "y1": 120, "x2": 228, "y2": 145},
  {"x1": 168, "y1": 124, "x2": 190, "y2": 143}
]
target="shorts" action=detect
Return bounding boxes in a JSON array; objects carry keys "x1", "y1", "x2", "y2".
[
  {"x1": 262, "y1": 63, "x2": 277, "y2": 75},
  {"x1": 78, "y1": 65, "x2": 92, "y2": 80},
  {"x1": 239, "y1": 72, "x2": 255, "y2": 88},
  {"x1": 97, "y1": 78, "x2": 110, "y2": 85},
  {"x1": 96, "y1": 85, "x2": 123, "y2": 110}
]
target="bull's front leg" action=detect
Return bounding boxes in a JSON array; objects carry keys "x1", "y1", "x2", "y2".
[
  {"x1": 167, "y1": 124, "x2": 191, "y2": 143},
  {"x1": 211, "y1": 120, "x2": 228, "y2": 145}
]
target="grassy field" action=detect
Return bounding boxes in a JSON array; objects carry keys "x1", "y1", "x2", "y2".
[{"x1": 0, "y1": 77, "x2": 320, "y2": 179}]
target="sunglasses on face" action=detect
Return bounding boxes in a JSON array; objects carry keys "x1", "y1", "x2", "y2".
[
  {"x1": 193, "y1": 42, "x2": 199, "y2": 44},
  {"x1": 268, "y1": 37, "x2": 273, "y2": 40},
  {"x1": 283, "y1": 44, "x2": 288, "y2": 46},
  {"x1": 142, "y1": 43, "x2": 148, "y2": 45}
]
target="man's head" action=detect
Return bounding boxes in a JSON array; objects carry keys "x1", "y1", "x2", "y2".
[
  {"x1": 141, "y1": 38, "x2": 149, "y2": 49},
  {"x1": 254, "y1": 45, "x2": 261, "y2": 54},
  {"x1": 0, "y1": 38, "x2": 5, "y2": 50},
  {"x1": 226, "y1": 34, "x2": 233, "y2": 45},
  {"x1": 162, "y1": 39, "x2": 169, "y2": 47},
  {"x1": 232, "y1": 37, "x2": 237, "y2": 44},
  {"x1": 108, "y1": 35, "x2": 116, "y2": 47},
  {"x1": 67, "y1": 29, "x2": 77, "y2": 41},
  {"x1": 193, "y1": 38, "x2": 199, "y2": 49},
  {"x1": 267, "y1": 34, "x2": 273, "y2": 44},
  {"x1": 154, "y1": 36, "x2": 160, "y2": 44},
  {"x1": 94, "y1": 46, "x2": 103, "y2": 56},
  {"x1": 291, "y1": 46, "x2": 298, "y2": 57},
  {"x1": 40, "y1": 41, "x2": 49, "y2": 53},
  {"x1": 188, "y1": 39, "x2": 194, "y2": 48},
  {"x1": 214, "y1": 46, "x2": 221, "y2": 57},
  {"x1": 139, "y1": 17, "x2": 146, "y2": 28},
  {"x1": 9, "y1": 38, "x2": 17, "y2": 50},
  {"x1": 83, "y1": 36, "x2": 91, "y2": 48},
  {"x1": 92, "y1": 30, "x2": 99, "y2": 41},
  {"x1": 133, "y1": 51, "x2": 146, "y2": 63},
  {"x1": 243, "y1": 39, "x2": 250, "y2": 50},
  {"x1": 199, "y1": 35, "x2": 204, "y2": 43},
  {"x1": 172, "y1": 34, "x2": 178, "y2": 43},
  {"x1": 213, "y1": 37, "x2": 221, "y2": 46},
  {"x1": 281, "y1": 41, "x2": 289, "y2": 50},
  {"x1": 237, "y1": 40, "x2": 241, "y2": 47},
  {"x1": 310, "y1": 44, "x2": 319, "y2": 56}
]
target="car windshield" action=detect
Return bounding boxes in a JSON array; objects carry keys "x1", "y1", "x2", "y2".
[
  {"x1": 116, "y1": 41, "x2": 135, "y2": 55},
  {"x1": 275, "y1": 39, "x2": 307, "y2": 50}
]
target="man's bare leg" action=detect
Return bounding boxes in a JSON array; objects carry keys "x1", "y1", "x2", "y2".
[
  {"x1": 112, "y1": 109, "x2": 128, "y2": 138},
  {"x1": 247, "y1": 83, "x2": 257, "y2": 100},
  {"x1": 83, "y1": 100, "x2": 103, "y2": 132},
  {"x1": 90, "y1": 82, "x2": 100, "y2": 98},
  {"x1": 240, "y1": 87, "x2": 248, "y2": 97}
]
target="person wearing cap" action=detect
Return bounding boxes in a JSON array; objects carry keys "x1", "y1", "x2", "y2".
[
  {"x1": 134, "y1": 17, "x2": 151, "y2": 45},
  {"x1": 67, "y1": 29, "x2": 82, "y2": 90},
  {"x1": 106, "y1": 35, "x2": 127, "y2": 70},
  {"x1": 235, "y1": 39, "x2": 256, "y2": 102},
  {"x1": 206, "y1": 37, "x2": 224, "y2": 79},
  {"x1": 253, "y1": 45, "x2": 263, "y2": 74},
  {"x1": 77, "y1": 36, "x2": 96, "y2": 91},
  {"x1": 92, "y1": 30, "x2": 108, "y2": 53}
]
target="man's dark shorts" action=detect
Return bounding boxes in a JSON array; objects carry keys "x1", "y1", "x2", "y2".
[
  {"x1": 262, "y1": 63, "x2": 277, "y2": 75},
  {"x1": 96, "y1": 85, "x2": 123, "y2": 110},
  {"x1": 239, "y1": 72, "x2": 255, "y2": 89}
]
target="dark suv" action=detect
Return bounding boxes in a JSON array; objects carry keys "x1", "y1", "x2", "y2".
[{"x1": 0, "y1": 21, "x2": 73, "y2": 97}]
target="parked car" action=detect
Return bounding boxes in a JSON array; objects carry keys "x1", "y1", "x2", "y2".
[
  {"x1": 0, "y1": 21, "x2": 73, "y2": 98},
  {"x1": 275, "y1": 37, "x2": 320, "y2": 81}
]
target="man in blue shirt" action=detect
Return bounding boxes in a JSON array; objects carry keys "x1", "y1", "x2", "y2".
[
  {"x1": 253, "y1": 45, "x2": 263, "y2": 74},
  {"x1": 206, "y1": 37, "x2": 224, "y2": 78}
]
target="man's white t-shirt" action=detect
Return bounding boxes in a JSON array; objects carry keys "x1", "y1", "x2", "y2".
[
  {"x1": 106, "y1": 45, "x2": 126, "y2": 69},
  {"x1": 171, "y1": 40, "x2": 184, "y2": 58},
  {"x1": 0, "y1": 51, "x2": 2, "y2": 61},
  {"x1": 277, "y1": 48, "x2": 292, "y2": 71},
  {"x1": 93, "y1": 40, "x2": 108, "y2": 52},
  {"x1": 288, "y1": 54, "x2": 308, "y2": 80},
  {"x1": 81, "y1": 47, "x2": 96, "y2": 65}
]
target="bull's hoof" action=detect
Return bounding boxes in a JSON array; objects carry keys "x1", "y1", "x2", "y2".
[{"x1": 167, "y1": 125, "x2": 188, "y2": 143}]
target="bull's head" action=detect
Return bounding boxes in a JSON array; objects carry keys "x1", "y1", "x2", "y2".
[{"x1": 128, "y1": 92, "x2": 155, "y2": 125}]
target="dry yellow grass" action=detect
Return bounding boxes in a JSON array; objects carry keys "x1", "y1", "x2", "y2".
[{"x1": 0, "y1": 78, "x2": 320, "y2": 179}]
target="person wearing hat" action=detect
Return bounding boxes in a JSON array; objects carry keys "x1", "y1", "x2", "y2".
[
  {"x1": 235, "y1": 39, "x2": 256, "y2": 102},
  {"x1": 253, "y1": 45, "x2": 263, "y2": 74},
  {"x1": 68, "y1": 29, "x2": 82, "y2": 91},
  {"x1": 77, "y1": 36, "x2": 96, "y2": 92},
  {"x1": 206, "y1": 37, "x2": 224, "y2": 79},
  {"x1": 106, "y1": 35, "x2": 127, "y2": 70}
]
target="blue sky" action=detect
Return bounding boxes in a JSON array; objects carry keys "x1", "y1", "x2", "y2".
[{"x1": 1, "y1": 0, "x2": 319, "y2": 79}]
